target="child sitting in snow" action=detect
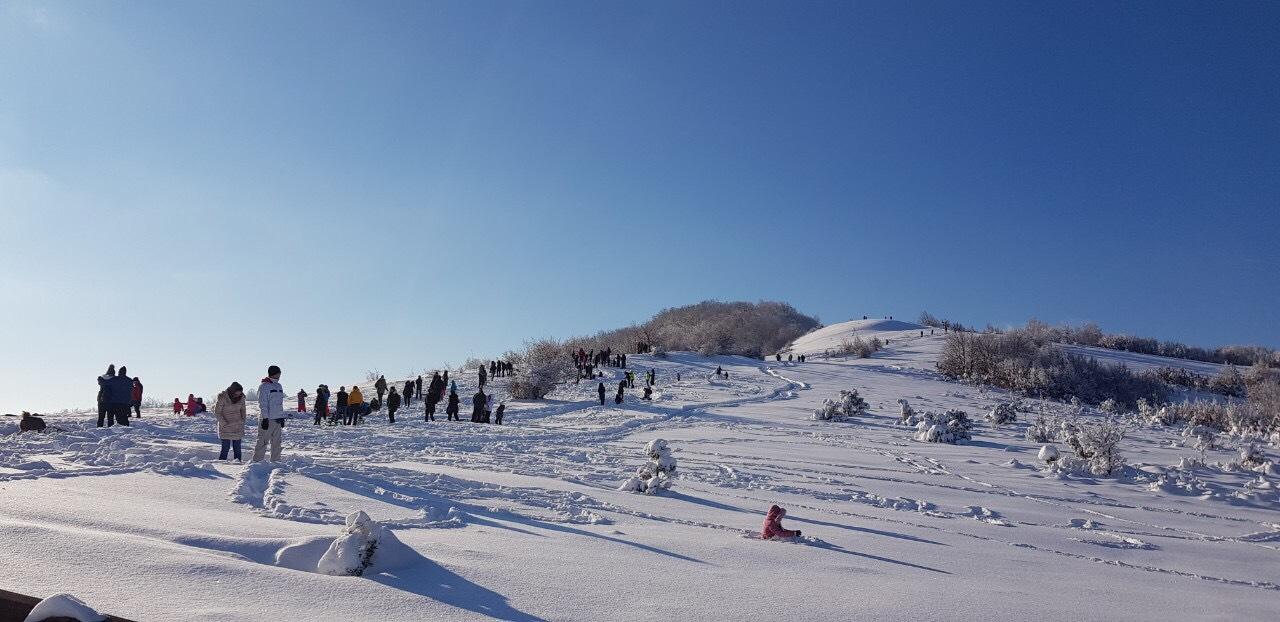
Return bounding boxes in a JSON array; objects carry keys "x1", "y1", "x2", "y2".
[{"x1": 761, "y1": 505, "x2": 801, "y2": 539}]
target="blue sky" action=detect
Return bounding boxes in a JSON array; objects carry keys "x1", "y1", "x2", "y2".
[{"x1": 2, "y1": 1, "x2": 1277, "y2": 412}]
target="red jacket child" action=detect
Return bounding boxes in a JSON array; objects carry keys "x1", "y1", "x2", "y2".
[
  {"x1": 761, "y1": 505, "x2": 801, "y2": 539},
  {"x1": 173, "y1": 398, "x2": 182, "y2": 414}
]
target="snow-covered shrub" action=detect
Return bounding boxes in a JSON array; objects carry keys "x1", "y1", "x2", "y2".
[
  {"x1": 1060, "y1": 419, "x2": 1128, "y2": 476},
  {"x1": 813, "y1": 389, "x2": 869, "y2": 421},
  {"x1": 987, "y1": 402, "x2": 1017, "y2": 426},
  {"x1": 22, "y1": 593, "x2": 105, "y2": 622},
  {"x1": 1099, "y1": 398, "x2": 1120, "y2": 414},
  {"x1": 1024, "y1": 412, "x2": 1054, "y2": 442},
  {"x1": 911, "y1": 409, "x2": 973, "y2": 444},
  {"x1": 619, "y1": 439, "x2": 677, "y2": 494},
  {"x1": 1181, "y1": 424, "x2": 1219, "y2": 453},
  {"x1": 1239, "y1": 441, "x2": 1266, "y2": 468},
  {"x1": 898, "y1": 399, "x2": 915, "y2": 425},
  {"x1": 507, "y1": 339, "x2": 575, "y2": 399},
  {"x1": 1037, "y1": 444, "x2": 1060, "y2": 463},
  {"x1": 317, "y1": 510, "x2": 412, "y2": 577}
]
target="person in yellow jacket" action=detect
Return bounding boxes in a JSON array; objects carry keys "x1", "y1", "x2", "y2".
[{"x1": 347, "y1": 385, "x2": 364, "y2": 425}]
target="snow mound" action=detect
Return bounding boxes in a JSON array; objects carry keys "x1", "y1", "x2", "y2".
[
  {"x1": 23, "y1": 593, "x2": 105, "y2": 622},
  {"x1": 785, "y1": 319, "x2": 927, "y2": 356},
  {"x1": 316, "y1": 511, "x2": 416, "y2": 576},
  {"x1": 619, "y1": 438, "x2": 677, "y2": 494}
]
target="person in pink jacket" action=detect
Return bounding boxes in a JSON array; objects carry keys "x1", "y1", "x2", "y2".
[
  {"x1": 761, "y1": 505, "x2": 801, "y2": 539},
  {"x1": 186, "y1": 393, "x2": 198, "y2": 416}
]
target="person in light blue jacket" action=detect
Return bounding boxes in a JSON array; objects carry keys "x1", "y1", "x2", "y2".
[{"x1": 252, "y1": 365, "x2": 286, "y2": 462}]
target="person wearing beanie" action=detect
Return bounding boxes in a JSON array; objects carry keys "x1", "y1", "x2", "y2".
[{"x1": 252, "y1": 365, "x2": 286, "y2": 462}]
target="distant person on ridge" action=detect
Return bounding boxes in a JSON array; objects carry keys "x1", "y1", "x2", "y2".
[
  {"x1": 252, "y1": 365, "x2": 286, "y2": 463},
  {"x1": 131, "y1": 377, "x2": 144, "y2": 418},
  {"x1": 374, "y1": 375, "x2": 387, "y2": 404},
  {"x1": 478, "y1": 364, "x2": 487, "y2": 388},
  {"x1": 96, "y1": 364, "x2": 116, "y2": 427},
  {"x1": 415, "y1": 375, "x2": 423, "y2": 400}
]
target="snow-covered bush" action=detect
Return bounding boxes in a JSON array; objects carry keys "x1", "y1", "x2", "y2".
[
  {"x1": 813, "y1": 389, "x2": 869, "y2": 421},
  {"x1": 1060, "y1": 419, "x2": 1128, "y2": 476},
  {"x1": 1037, "y1": 444, "x2": 1060, "y2": 463},
  {"x1": 619, "y1": 439, "x2": 677, "y2": 494},
  {"x1": 1239, "y1": 441, "x2": 1266, "y2": 468},
  {"x1": 908, "y1": 409, "x2": 973, "y2": 444},
  {"x1": 1024, "y1": 413, "x2": 1057, "y2": 443},
  {"x1": 898, "y1": 399, "x2": 915, "y2": 425},
  {"x1": 507, "y1": 339, "x2": 575, "y2": 399},
  {"x1": 987, "y1": 402, "x2": 1017, "y2": 426},
  {"x1": 1099, "y1": 398, "x2": 1120, "y2": 414},
  {"x1": 317, "y1": 510, "x2": 412, "y2": 577},
  {"x1": 1181, "y1": 424, "x2": 1219, "y2": 453}
]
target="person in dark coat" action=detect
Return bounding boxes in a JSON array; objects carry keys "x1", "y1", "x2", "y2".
[
  {"x1": 597, "y1": 382, "x2": 606, "y2": 406},
  {"x1": 446, "y1": 389, "x2": 460, "y2": 421},
  {"x1": 642, "y1": 386, "x2": 652, "y2": 400},
  {"x1": 478, "y1": 365, "x2": 487, "y2": 388},
  {"x1": 96, "y1": 364, "x2": 116, "y2": 427},
  {"x1": 387, "y1": 387, "x2": 401, "y2": 424},
  {"x1": 314, "y1": 385, "x2": 329, "y2": 425},
  {"x1": 374, "y1": 375, "x2": 387, "y2": 403},
  {"x1": 415, "y1": 375, "x2": 423, "y2": 400},
  {"x1": 403, "y1": 380, "x2": 414, "y2": 407},
  {"x1": 336, "y1": 386, "x2": 349, "y2": 424},
  {"x1": 494, "y1": 403, "x2": 505, "y2": 425},
  {"x1": 104, "y1": 366, "x2": 134, "y2": 426},
  {"x1": 614, "y1": 382, "x2": 624, "y2": 405},
  {"x1": 471, "y1": 391, "x2": 486, "y2": 423}
]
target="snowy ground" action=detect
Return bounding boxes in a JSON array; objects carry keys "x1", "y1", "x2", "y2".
[{"x1": 1, "y1": 339, "x2": 1277, "y2": 621}]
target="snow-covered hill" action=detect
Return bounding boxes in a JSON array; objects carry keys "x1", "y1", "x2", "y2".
[
  {"x1": 1, "y1": 343, "x2": 1276, "y2": 620},
  {"x1": 784, "y1": 318, "x2": 929, "y2": 356}
]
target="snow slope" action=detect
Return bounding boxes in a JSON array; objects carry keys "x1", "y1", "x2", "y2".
[
  {"x1": 784, "y1": 318, "x2": 929, "y2": 357},
  {"x1": 1, "y1": 343, "x2": 1277, "y2": 621}
]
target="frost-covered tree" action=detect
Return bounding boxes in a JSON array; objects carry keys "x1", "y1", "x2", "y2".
[
  {"x1": 507, "y1": 339, "x2": 576, "y2": 399},
  {"x1": 1025, "y1": 412, "x2": 1056, "y2": 443},
  {"x1": 1060, "y1": 419, "x2": 1128, "y2": 476},
  {"x1": 987, "y1": 403, "x2": 1017, "y2": 426},
  {"x1": 907, "y1": 409, "x2": 973, "y2": 444},
  {"x1": 813, "y1": 389, "x2": 869, "y2": 421},
  {"x1": 897, "y1": 399, "x2": 915, "y2": 425},
  {"x1": 619, "y1": 439, "x2": 677, "y2": 494}
]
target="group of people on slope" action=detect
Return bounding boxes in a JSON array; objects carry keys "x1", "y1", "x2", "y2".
[
  {"x1": 96, "y1": 364, "x2": 142, "y2": 427},
  {"x1": 596, "y1": 367, "x2": 660, "y2": 405}
]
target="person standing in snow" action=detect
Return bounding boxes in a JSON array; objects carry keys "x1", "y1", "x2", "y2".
[
  {"x1": 402, "y1": 380, "x2": 413, "y2": 407},
  {"x1": 186, "y1": 393, "x2": 198, "y2": 417},
  {"x1": 172, "y1": 397, "x2": 183, "y2": 415},
  {"x1": 494, "y1": 402, "x2": 505, "y2": 425},
  {"x1": 314, "y1": 385, "x2": 329, "y2": 425},
  {"x1": 96, "y1": 364, "x2": 116, "y2": 427},
  {"x1": 335, "y1": 386, "x2": 348, "y2": 425},
  {"x1": 131, "y1": 377, "x2": 144, "y2": 419},
  {"x1": 415, "y1": 375, "x2": 423, "y2": 400},
  {"x1": 252, "y1": 365, "x2": 286, "y2": 462},
  {"x1": 374, "y1": 375, "x2": 387, "y2": 404},
  {"x1": 214, "y1": 382, "x2": 247, "y2": 462},
  {"x1": 296, "y1": 388, "x2": 308, "y2": 414},
  {"x1": 478, "y1": 364, "x2": 487, "y2": 388},
  {"x1": 760, "y1": 505, "x2": 801, "y2": 539},
  {"x1": 470, "y1": 391, "x2": 486, "y2": 423},
  {"x1": 446, "y1": 389, "x2": 460, "y2": 421},
  {"x1": 597, "y1": 382, "x2": 606, "y2": 406},
  {"x1": 387, "y1": 386, "x2": 401, "y2": 424},
  {"x1": 614, "y1": 382, "x2": 624, "y2": 405},
  {"x1": 104, "y1": 366, "x2": 134, "y2": 426},
  {"x1": 348, "y1": 386, "x2": 364, "y2": 425}
]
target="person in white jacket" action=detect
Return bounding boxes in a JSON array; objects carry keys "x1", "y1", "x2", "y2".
[{"x1": 252, "y1": 365, "x2": 286, "y2": 462}]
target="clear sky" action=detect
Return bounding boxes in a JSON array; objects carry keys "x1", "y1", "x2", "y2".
[{"x1": 2, "y1": 1, "x2": 1277, "y2": 413}]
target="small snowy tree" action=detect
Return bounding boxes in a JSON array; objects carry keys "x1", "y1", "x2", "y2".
[
  {"x1": 814, "y1": 389, "x2": 869, "y2": 421},
  {"x1": 1025, "y1": 413, "x2": 1056, "y2": 443},
  {"x1": 1061, "y1": 419, "x2": 1128, "y2": 476},
  {"x1": 619, "y1": 439, "x2": 677, "y2": 494},
  {"x1": 912, "y1": 409, "x2": 973, "y2": 444},
  {"x1": 898, "y1": 399, "x2": 916, "y2": 425},
  {"x1": 987, "y1": 402, "x2": 1017, "y2": 426},
  {"x1": 1099, "y1": 398, "x2": 1120, "y2": 415},
  {"x1": 508, "y1": 339, "x2": 575, "y2": 399}
]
